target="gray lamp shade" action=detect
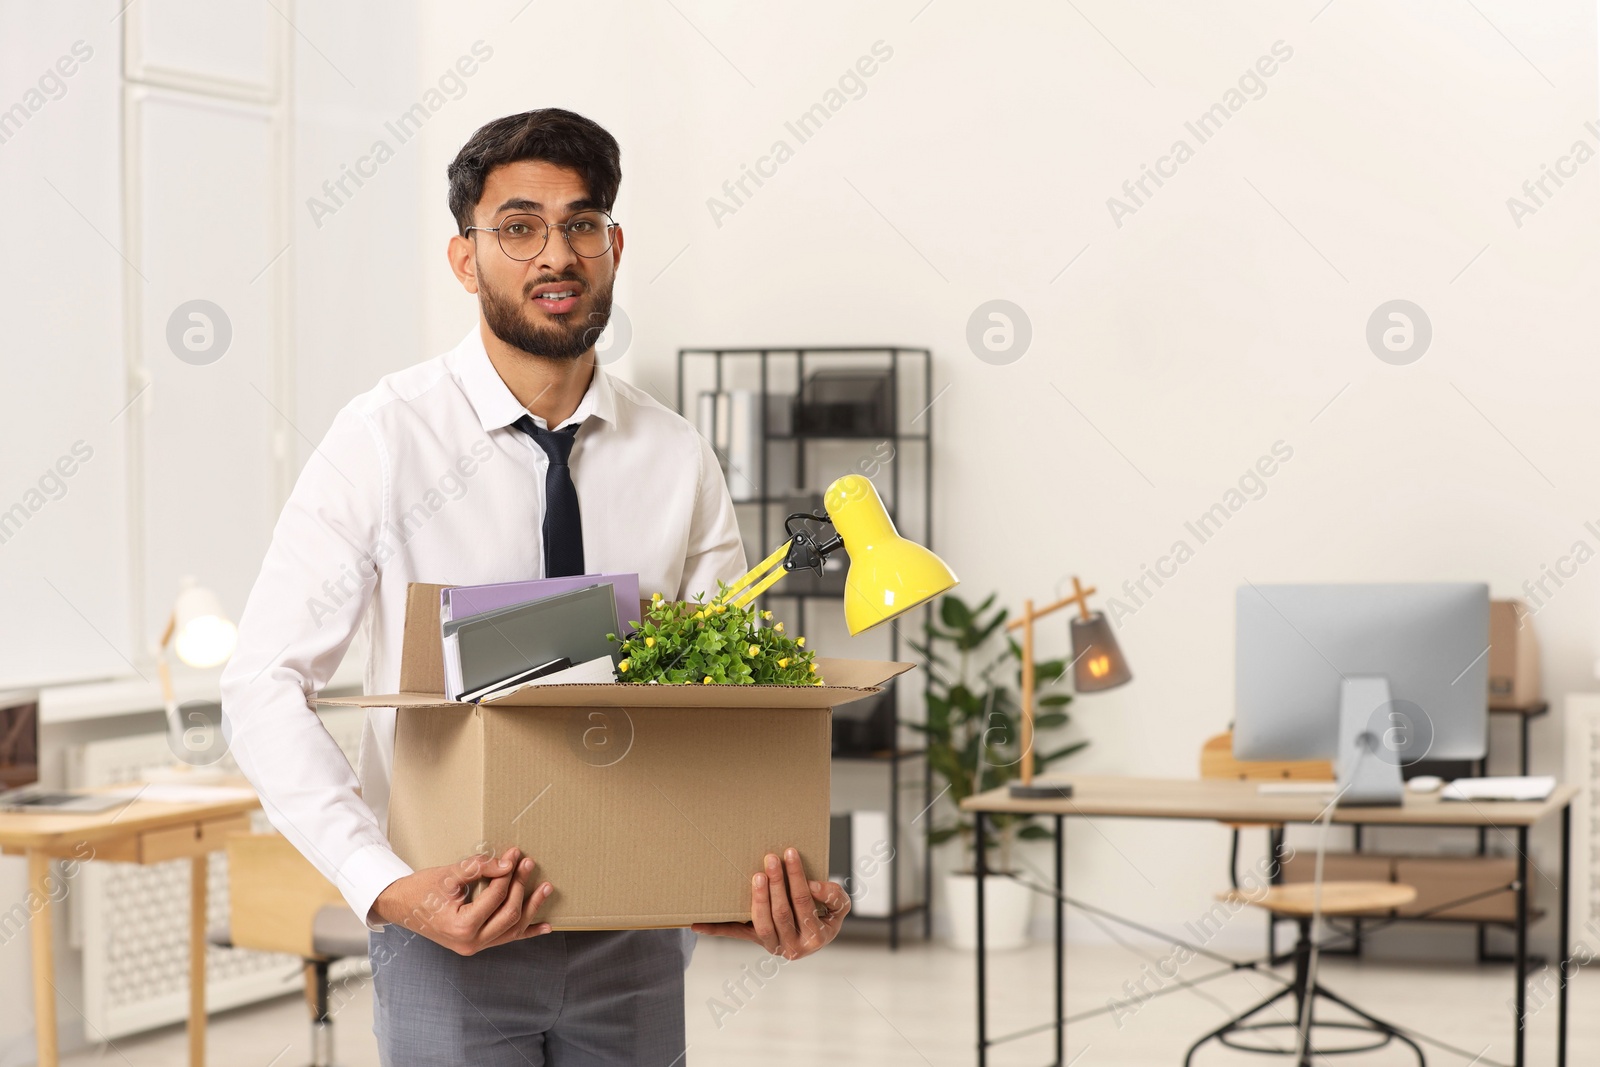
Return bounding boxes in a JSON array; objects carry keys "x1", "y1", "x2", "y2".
[{"x1": 1069, "y1": 611, "x2": 1132, "y2": 692}]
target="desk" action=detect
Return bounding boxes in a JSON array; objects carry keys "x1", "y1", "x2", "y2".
[
  {"x1": 0, "y1": 783, "x2": 259, "y2": 1067},
  {"x1": 962, "y1": 776, "x2": 1576, "y2": 1067}
]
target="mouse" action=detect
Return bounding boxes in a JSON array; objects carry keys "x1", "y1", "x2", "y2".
[{"x1": 1407, "y1": 775, "x2": 1444, "y2": 793}]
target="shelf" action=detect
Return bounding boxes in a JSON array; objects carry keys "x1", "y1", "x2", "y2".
[
  {"x1": 832, "y1": 748, "x2": 926, "y2": 763},
  {"x1": 1488, "y1": 702, "x2": 1549, "y2": 718},
  {"x1": 681, "y1": 344, "x2": 935, "y2": 950}
]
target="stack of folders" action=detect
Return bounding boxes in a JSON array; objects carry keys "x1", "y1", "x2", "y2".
[{"x1": 440, "y1": 573, "x2": 641, "y2": 702}]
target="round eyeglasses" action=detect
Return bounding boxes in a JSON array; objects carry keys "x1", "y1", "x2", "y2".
[{"x1": 464, "y1": 210, "x2": 618, "y2": 261}]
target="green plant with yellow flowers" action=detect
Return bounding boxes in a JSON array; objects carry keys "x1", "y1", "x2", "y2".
[{"x1": 608, "y1": 581, "x2": 822, "y2": 685}]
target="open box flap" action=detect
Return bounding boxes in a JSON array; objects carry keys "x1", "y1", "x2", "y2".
[{"x1": 320, "y1": 657, "x2": 917, "y2": 710}]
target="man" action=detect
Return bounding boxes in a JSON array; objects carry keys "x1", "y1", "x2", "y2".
[{"x1": 221, "y1": 108, "x2": 849, "y2": 1065}]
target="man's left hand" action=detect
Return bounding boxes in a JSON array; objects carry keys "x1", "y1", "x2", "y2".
[{"x1": 692, "y1": 847, "x2": 849, "y2": 960}]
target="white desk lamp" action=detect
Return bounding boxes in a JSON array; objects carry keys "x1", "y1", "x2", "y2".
[{"x1": 156, "y1": 577, "x2": 237, "y2": 776}]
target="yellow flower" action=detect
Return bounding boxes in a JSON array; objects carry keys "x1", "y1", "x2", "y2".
[
  {"x1": 774, "y1": 622, "x2": 785, "y2": 633},
  {"x1": 702, "y1": 675, "x2": 713, "y2": 684},
  {"x1": 778, "y1": 657, "x2": 790, "y2": 668},
  {"x1": 814, "y1": 678, "x2": 824, "y2": 685},
  {"x1": 762, "y1": 610, "x2": 773, "y2": 620},
  {"x1": 619, "y1": 659, "x2": 630, "y2": 672},
  {"x1": 645, "y1": 636, "x2": 655, "y2": 648},
  {"x1": 651, "y1": 592, "x2": 663, "y2": 602},
  {"x1": 810, "y1": 662, "x2": 818, "y2": 673},
  {"x1": 796, "y1": 636, "x2": 805, "y2": 647},
  {"x1": 747, "y1": 643, "x2": 759, "y2": 657},
  {"x1": 714, "y1": 604, "x2": 726, "y2": 613}
]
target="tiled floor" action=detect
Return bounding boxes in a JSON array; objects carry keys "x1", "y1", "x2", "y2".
[{"x1": 59, "y1": 934, "x2": 1588, "y2": 1065}]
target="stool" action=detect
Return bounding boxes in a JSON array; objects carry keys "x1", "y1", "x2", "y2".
[{"x1": 1185, "y1": 881, "x2": 1425, "y2": 1066}]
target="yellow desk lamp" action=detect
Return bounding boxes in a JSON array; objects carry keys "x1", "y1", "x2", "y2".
[
  {"x1": 1006, "y1": 576, "x2": 1131, "y2": 798},
  {"x1": 714, "y1": 474, "x2": 958, "y2": 635}
]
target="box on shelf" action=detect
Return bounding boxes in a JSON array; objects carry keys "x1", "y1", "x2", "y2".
[
  {"x1": 796, "y1": 369, "x2": 894, "y2": 436},
  {"x1": 1279, "y1": 851, "x2": 1523, "y2": 922},
  {"x1": 322, "y1": 583, "x2": 914, "y2": 929},
  {"x1": 1394, "y1": 855, "x2": 1521, "y2": 922},
  {"x1": 1488, "y1": 599, "x2": 1540, "y2": 708}
]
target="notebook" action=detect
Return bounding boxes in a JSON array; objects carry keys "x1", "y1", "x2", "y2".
[
  {"x1": 443, "y1": 583, "x2": 619, "y2": 701},
  {"x1": 442, "y1": 573, "x2": 640, "y2": 632}
]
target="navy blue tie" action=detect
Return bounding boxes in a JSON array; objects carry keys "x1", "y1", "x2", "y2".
[{"x1": 515, "y1": 415, "x2": 585, "y2": 577}]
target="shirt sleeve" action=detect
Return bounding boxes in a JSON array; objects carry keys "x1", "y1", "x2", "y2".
[
  {"x1": 677, "y1": 430, "x2": 749, "y2": 601},
  {"x1": 220, "y1": 405, "x2": 414, "y2": 930}
]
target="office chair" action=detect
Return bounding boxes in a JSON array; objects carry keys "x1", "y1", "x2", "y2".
[
  {"x1": 217, "y1": 833, "x2": 369, "y2": 1067},
  {"x1": 1186, "y1": 882, "x2": 1424, "y2": 1066},
  {"x1": 1194, "y1": 732, "x2": 1424, "y2": 1065}
]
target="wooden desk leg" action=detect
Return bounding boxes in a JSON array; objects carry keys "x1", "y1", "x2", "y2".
[
  {"x1": 189, "y1": 855, "x2": 207, "y2": 1067},
  {"x1": 28, "y1": 851, "x2": 57, "y2": 1067}
]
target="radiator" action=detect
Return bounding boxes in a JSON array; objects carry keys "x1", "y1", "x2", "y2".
[
  {"x1": 1565, "y1": 694, "x2": 1600, "y2": 955},
  {"x1": 70, "y1": 706, "x2": 368, "y2": 1040}
]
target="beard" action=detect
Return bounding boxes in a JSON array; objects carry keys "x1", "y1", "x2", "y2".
[{"x1": 479, "y1": 268, "x2": 614, "y2": 362}]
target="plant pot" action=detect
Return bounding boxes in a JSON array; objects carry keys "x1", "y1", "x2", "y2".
[{"x1": 945, "y1": 870, "x2": 1033, "y2": 950}]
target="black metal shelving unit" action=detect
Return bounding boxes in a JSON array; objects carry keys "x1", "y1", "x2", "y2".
[{"x1": 678, "y1": 346, "x2": 935, "y2": 949}]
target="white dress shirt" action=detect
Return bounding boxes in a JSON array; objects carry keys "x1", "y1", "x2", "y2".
[{"x1": 220, "y1": 328, "x2": 746, "y2": 929}]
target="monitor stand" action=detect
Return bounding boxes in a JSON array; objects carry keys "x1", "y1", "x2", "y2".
[{"x1": 1335, "y1": 676, "x2": 1404, "y2": 807}]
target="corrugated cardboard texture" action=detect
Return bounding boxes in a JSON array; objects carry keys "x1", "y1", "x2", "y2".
[
  {"x1": 498, "y1": 705, "x2": 826, "y2": 926},
  {"x1": 399, "y1": 582, "x2": 450, "y2": 694},
  {"x1": 386, "y1": 705, "x2": 485, "y2": 872}
]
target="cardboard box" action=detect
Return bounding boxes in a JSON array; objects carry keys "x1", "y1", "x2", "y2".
[
  {"x1": 1393, "y1": 856, "x2": 1522, "y2": 922},
  {"x1": 1278, "y1": 852, "x2": 1524, "y2": 922},
  {"x1": 1488, "y1": 599, "x2": 1540, "y2": 708},
  {"x1": 323, "y1": 583, "x2": 913, "y2": 929}
]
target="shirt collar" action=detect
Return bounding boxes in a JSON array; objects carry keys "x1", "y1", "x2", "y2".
[{"x1": 452, "y1": 326, "x2": 618, "y2": 433}]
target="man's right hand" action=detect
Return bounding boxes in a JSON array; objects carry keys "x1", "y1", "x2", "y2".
[{"x1": 368, "y1": 846, "x2": 554, "y2": 956}]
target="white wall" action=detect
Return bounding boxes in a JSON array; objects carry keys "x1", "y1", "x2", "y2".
[{"x1": 411, "y1": 0, "x2": 1600, "y2": 947}]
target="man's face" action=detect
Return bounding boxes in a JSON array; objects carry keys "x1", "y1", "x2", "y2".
[{"x1": 457, "y1": 160, "x2": 623, "y2": 361}]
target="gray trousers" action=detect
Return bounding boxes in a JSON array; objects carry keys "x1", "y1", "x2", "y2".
[{"x1": 369, "y1": 926, "x2": 689, "y2": 1066}]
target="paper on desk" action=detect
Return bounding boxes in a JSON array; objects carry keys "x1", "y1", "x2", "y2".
[
  {"x1": 1440, "y1": 775, "x2": 1555, "y2": 802},
  {"x1": 102, "y1": 783, "x2": 257, "y2": 804}
]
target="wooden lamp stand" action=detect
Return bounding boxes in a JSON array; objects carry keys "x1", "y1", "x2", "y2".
[{"x1": 1005, "y1": 577, "x2": 1099, "y2": 799}]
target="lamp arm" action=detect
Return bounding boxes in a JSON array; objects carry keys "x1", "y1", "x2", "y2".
[{"x1": 714, "y1": 513, "x2": 847, "y2": 612}]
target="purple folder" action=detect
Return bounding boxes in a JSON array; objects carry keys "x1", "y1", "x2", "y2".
[{"x1": 441, "y1": 573, "x2": 643, "y2": 632}]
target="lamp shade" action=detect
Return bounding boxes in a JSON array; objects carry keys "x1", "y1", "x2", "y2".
[
  {"x1": 1069, "y1": 611, "x2": 1131, "y2": 692},
  {"x1": 824, "y1": 474, "x2": 958, "y2": 635},
  {"x1": 171, "y1": 579, "x2": 237, "y2": 668}
]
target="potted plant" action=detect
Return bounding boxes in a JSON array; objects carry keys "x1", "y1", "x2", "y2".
[
  {"x1": 609, "y1": 583, "x2": 819, "y2": 685},
  {"x1": 909, "y1": 592, "x2": 1088, "y2": 949}
]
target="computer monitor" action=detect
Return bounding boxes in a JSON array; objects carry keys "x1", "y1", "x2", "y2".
[
  {"x1": 1234, "y1": 582, "x2": 1489, "y2": 805},
  {"x1": 0, "y1": 699, "x2": 38, "y2": 791}
]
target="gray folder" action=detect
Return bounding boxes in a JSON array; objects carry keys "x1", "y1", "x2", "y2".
[{"x1": 447, "y1": 582, "x2": 619, "y2": 700}]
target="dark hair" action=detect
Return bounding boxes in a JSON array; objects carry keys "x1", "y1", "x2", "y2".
[{"x1": 447, "y1": 109, "x2": 621, "y2": 234}]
